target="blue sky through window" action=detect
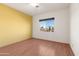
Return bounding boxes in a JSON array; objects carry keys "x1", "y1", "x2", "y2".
[{"x1": 40, "y1": 20, "x2": 54, "y2": 28}]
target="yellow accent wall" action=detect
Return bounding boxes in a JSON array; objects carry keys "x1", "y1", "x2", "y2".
[{"x1": 0, "y1": 4, "x2": 32, "y2": 47}]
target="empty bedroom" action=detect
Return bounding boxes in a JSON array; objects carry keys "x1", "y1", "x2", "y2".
[{"x1": 0, "y1": 3, "x2": 79, "y2": 56}]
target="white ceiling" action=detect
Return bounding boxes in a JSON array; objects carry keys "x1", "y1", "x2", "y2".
[{"x1": 4, "y1": 3, "x2": 69, "y2": 16}]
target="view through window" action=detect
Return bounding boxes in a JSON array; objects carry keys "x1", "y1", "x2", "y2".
[{"x1": 39, "y1": 18, "x2": 54, "y2": 32}]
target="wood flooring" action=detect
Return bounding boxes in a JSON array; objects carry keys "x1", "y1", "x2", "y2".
[{"x1": 0, "y1": 38, "x2": 74, "y2": 56}]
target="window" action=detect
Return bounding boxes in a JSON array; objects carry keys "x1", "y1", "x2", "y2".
[{"x1": 39, "y1": 18, "x2": 54, "y2": 32}]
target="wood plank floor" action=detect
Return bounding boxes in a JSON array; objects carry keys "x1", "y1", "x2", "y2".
[{"x1": 0, "y1": 39, "x2": 74, "y2": 56}]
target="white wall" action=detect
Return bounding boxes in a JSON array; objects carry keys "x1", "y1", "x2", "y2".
[
  {"x1": 33, "y1": 8, "x2": 70, "y2": 44},
  {"x1": 70, "y1": 4, "x2": 79, "y2": 56}
]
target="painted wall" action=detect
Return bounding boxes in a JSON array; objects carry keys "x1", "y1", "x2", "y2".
[
  {"x1": 0, "y1": 4, "x2": 32, "y2": 47},
  {"x1": 33, "y1": 8, "x2": 70, "y2": 43},
  {"x1": 70, "y1": 3, "x2": 79, "y2": 55}
]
